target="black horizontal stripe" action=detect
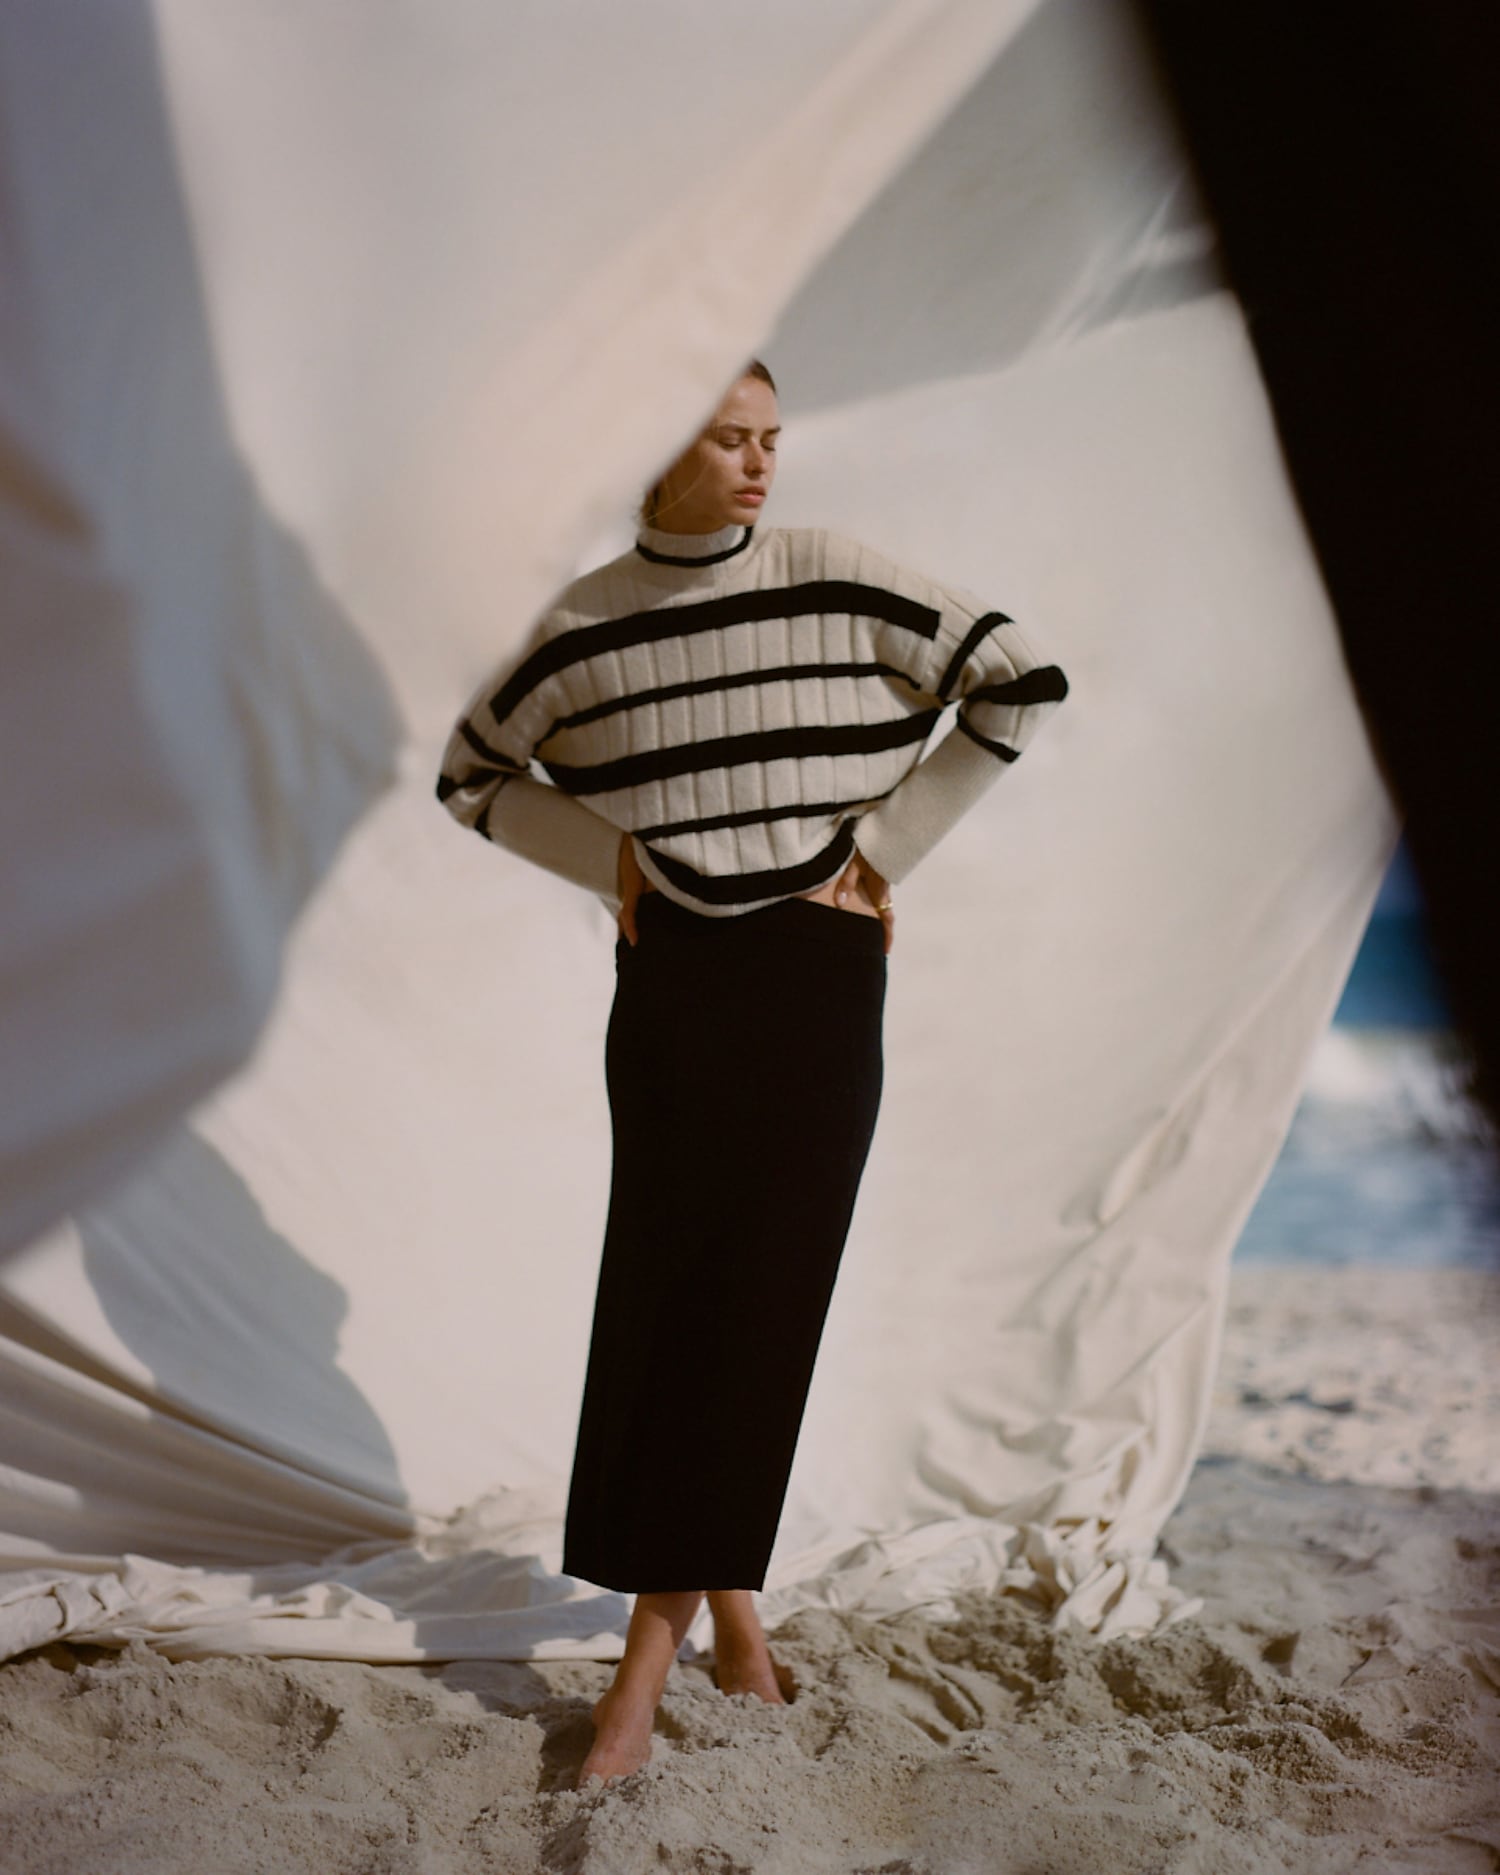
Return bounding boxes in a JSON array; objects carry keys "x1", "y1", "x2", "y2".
[
  {"x1": 455, "y1": 718, "x2": 521, "y2": 767},
  {"x1": 955, "y1": 713, "x2": 1020, "y2": 761},
  {"x1": 937, "y1": 612, "x2": 1013, "y2": 700},
  {"x1": 544, "y1": 660, "x2": 925, "y2": 740},
  {"x1": 967, "y1": 663, "x2": 1069, "y2": 707},
  {"x1": 634, "y1": 789, "x2": 897, "y2": 843},
  {"x1": 643, "y1": 822, "x2": 857, "y2": 904},
  {"x1": 540, "y1": 711, "x2": 941, "y2": 797},
  {"x1": 436, "y1": 758, "x2": 518, "y2": 804},
  {"x1": 635, "y1": 526, "x2": 754, "y2": 567},
  {"x1": 488, "y1": 582, "x2": 942, "y2": 732}
]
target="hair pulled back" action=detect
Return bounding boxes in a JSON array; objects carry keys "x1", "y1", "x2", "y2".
[{"x1": 641, "y1": 359, "x2": 777, "y2": 528}]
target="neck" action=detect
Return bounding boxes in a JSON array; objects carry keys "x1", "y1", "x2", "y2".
[{"x1": 635, "y1": 519, "x2": 755, "y2": 568}]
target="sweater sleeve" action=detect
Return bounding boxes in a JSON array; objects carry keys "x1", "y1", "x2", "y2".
[
  {"x1": 852, "y1": 574, "x2": 1070, "y2": 886},
  {"x1": 435, "y1": 619, "x2": 623, "y2": 906}
]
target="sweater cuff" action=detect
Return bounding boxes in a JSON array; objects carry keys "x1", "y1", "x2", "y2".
[
  {"x1": 486, "y1": 776, "x2": 623, "y2": 905},
  {"x1": 851, "y1": 725, "x2": 1010, "y2": 885}
]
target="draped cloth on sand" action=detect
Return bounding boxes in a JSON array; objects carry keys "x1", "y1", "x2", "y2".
[{"x1": 0, "y1": 0, "x2": 1396, "y2": 1663}]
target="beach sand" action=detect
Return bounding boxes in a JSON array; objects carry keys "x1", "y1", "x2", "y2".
[{"x1": 2, "y1": 1263, "x2": 1496, "y2": 1874}]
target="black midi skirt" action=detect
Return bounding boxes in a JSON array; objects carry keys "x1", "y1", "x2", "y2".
[{"x1": 561, "y1": 889, "x2": 887, "y2": 1593}]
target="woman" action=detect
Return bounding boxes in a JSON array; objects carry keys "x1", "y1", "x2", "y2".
[{"x1": 435, "y1": 359, "x2": 1068, "y2": 1786}]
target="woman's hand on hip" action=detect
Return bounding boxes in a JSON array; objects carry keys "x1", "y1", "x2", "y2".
[
  {"x1": 617, "y1": 832, "x2": 655, "y2": 946},
  {"x1": 800, "y1": 848, "x2": 894, "y2": 954}
]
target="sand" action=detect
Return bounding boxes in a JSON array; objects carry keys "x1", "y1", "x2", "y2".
[{"x1": 2, "y1": 1262, "x2": 1497, "y2": 1875}]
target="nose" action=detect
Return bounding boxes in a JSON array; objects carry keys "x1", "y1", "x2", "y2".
[{"x1": 745, "y1": 441, "x2": 768, "y2": 476}]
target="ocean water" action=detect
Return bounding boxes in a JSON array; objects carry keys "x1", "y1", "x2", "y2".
[
  {"x1": 1234, "y1": 1023, "x2": 1500, "y2": 1269},
  {"x1": 1234, "y1": 891, "x2": 1500, "y2": 1268}
]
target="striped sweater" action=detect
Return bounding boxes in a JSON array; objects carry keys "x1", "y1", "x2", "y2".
[{"x1": 435, "y1": 520, "x2": 1069, "y2": 916}]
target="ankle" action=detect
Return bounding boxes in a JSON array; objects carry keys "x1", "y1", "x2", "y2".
[
  {"x1": 599, "y1": 1650, "x2": 664, "y2": 1706},
  {"x1": 708, "y1": 1590, "x2": 768, "y2": 1652}
]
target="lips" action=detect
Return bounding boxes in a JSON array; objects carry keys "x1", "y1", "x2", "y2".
[{"x1": 735, "y1": 489, "x2": 766, "y2": 502}]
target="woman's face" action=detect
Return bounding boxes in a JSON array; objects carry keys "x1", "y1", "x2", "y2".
[{"x1": 651, "y1": 375, "x2": 780, "y2": 532}]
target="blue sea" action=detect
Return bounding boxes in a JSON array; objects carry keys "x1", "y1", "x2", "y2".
[{"x1": 1235, "y1": 854, "x2": 1500, "y2": 1269}]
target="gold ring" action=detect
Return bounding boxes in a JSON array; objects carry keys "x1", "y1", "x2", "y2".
[{"x1": 876, "y1": 899, "x2": 893, "y2": 911}]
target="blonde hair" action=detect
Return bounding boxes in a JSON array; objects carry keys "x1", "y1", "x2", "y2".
[{"x1": 641, "y1": 359, "x2": 778, "y2": 528}]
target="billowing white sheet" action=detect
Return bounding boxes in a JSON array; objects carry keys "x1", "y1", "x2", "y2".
[{"x1": 0, "y1": 0, "x2": 1394, "y2": 1663}]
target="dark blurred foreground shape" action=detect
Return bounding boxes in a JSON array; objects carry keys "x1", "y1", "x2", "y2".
[{"x1": 1136, "y1": 1, "x2": 1500, "y2": 1132}]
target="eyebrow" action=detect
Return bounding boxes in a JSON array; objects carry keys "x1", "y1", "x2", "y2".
[{"x1": 715, "y1": 422, "x2": 782, "y2": 438}]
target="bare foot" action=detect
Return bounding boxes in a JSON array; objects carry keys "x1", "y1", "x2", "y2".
[
  {"x1": 712, "y1": 1644, "x2": 795, "y2": 1704},
  {"x1": 578, "y1": 1682, "x2": 657, "y2": 1787}
]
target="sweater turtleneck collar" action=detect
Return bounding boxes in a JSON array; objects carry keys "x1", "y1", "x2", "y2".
[{"x1": 634, "y1": 520, "x2": 755, "y2": 568}]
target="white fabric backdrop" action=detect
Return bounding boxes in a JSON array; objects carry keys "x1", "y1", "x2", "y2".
[{"x1": 0, "y1": 0, "x2": 1395, "y2": 1663}]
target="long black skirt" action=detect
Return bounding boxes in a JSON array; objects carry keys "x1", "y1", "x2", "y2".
[{"x1": 561, "y1": 889, "x2": 887, "y2": 1592}]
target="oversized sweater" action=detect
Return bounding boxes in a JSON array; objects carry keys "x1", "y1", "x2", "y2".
[{"x1": 435, "y1": 520, "x2": 1069, "y2": 915}]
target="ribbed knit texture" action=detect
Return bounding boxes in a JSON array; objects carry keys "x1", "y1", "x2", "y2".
[{"x1": 436, "y1": 523, "x2": 1068, "y2": 914}]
